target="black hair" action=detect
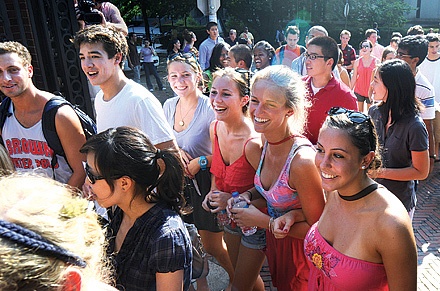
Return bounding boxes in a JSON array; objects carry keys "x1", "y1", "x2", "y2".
[
  {"x1": 377, "y1": 59, "x2": 421, "y2": 125},
  {"x1": 307, "y1": 36, "x2": 339, "y2": 70},
  {"x1": 324, "y1": 113, "x2": 382, "y2": 170},
  {"x1": 398, "y1": 35, "x2": 428, "y2": 66},
  {"x1": 253, "y1": 41, "x2": 276, "y2": 66},
  {"x1": 230, "y1": 44, "x2": 253, "y2": 69},
  {"x1": 80, "y1": 127, "x2": 188, "y2": 215},
  {"x1": 207, "y1": 42, "x2": 230, "y2": 72}
]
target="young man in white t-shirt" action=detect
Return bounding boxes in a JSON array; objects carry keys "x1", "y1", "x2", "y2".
[
  {"x1": 397, "y1": 35, "x2": 436, "y2": 172},
  {"x1": 419, "y1": 34, "x2": 440, "y2": 161},
  {"x1": 74, "y1": 25, "x2": 177, "y2": 150}
]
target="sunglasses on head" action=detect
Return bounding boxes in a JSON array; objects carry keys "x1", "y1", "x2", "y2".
[
  {"x1": 234, "y1": 68, "x2": 252, "y2": 95},
  {"x1": 167, "y1": 52, "x2": 198, "y2": 63},
  {"x1": 328, "y1": 107, "x2": 370, "y2": 124}
]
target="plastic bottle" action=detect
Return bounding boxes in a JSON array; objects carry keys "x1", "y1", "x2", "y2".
[
  {"x1": 231, "y1": 191, "x2": 257, "y2": 236},
  {"x1": 211, "y1": 191, "x2": 230, "y2": 227}
]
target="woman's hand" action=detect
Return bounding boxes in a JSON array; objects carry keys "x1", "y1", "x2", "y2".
[
  {"x1": 272, "y1": 211, "x2": 296, "y2": 239},
  {"x1": 179, "y1": 149, "x2": 194, "y2": 178},
  {"x1": 229, "y1": 204, "x2": 261, "y2": 228},
  {"x1": 203, "y1": 190, "x2": 232, "y2": 213}
]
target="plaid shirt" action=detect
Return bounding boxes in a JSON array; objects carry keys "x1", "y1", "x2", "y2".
[{"x1": 107, "y1": 202, "x2": 192, "y2": 290}]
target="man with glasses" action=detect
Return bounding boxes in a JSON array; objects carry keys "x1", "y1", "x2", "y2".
[
  {"x1": 225, "y1": 29, "x2": 238, "y2": 47},
  {"x1": 291, "y1": 25, "x2": 340, "y2": 79},
  {"x1": 302, "y1": 36, "x2": 357, "y2": 144},
  {"x1": 275, "y1": 25, "x2": 305, "y2": 66},
  {"x1": 397, "y1": 35, "x2": 436, "y2": 172}
]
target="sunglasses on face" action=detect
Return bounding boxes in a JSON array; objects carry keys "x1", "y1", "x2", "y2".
[
  {"x1": 328, "y1": 107, "x2": 370, "y2": 124},
  {"x1": 85, "y1": 163, "x2": 105, "y2": 184}
]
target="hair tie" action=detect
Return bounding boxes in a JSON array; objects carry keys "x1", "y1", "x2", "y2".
[
  {"x1": 155, "y1": 149, "x2": 164, "y2": 160},
  {"x1": 0, "y1": 219, "x2": 86, "y2": 268}
]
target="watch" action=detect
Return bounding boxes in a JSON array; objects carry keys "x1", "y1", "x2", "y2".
[{"x1": 199, "y1": 156, "x2": 208, "y2": 171}]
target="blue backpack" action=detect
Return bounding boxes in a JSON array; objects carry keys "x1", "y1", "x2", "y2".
[{"x1": 0, "y1": 94, "x2": 96, "y2": 169}]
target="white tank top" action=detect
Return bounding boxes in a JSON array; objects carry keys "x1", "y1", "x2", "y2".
[{"x1": 2, "y1": 104, "x2": 72, "y2": 184}]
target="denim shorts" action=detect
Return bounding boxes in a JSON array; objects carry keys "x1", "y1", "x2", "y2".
[{"x1": 224, "y1": 224, "x2": 266, "y2": 250}]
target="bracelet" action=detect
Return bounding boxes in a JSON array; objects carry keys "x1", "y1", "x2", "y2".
[
  {"x1": 268, "y1": 217, "x2": 274, "y2": 233},
  {"x1": 245, "y1": 190, "x2": 253, "y2": 200},
  {"x1": 429, "y1": 155, "x2": 437, "y2": 160}
]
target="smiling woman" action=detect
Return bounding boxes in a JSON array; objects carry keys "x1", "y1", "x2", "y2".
[
  {"x1": 162, "y1": 53, "x2": 235, "y2": 288},
  {"x1": 305, "y1": 107, "x2": 417, "y2": 290}
]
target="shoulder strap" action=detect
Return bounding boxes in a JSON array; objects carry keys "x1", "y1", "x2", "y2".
[
  {"x1": 41, "y1": 96, "x2": 71, "y2": 157},
  {"x1": 300, "y1": 46, "x2": 306, "y2": 54},
  {"x1": 0, "y1": 97, "x2": 12, "y2": 131},
  {"x1": 279, "y1": 45, "x2": 285, "y2": 64}
]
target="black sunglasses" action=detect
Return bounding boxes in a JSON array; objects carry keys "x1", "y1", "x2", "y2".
[
  {"x1": 85, "y1": 163, "x2": 105, "y2": 184},
  {"x1": 328, "y1": 107, "x2": 370, "y2": 124}
]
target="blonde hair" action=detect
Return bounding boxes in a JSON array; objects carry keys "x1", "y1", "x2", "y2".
[
  {"x1": 0, "y1": 175, "x2": 113, "y2": 290},
  {"x1": 251, "y1": 65, "x2": 309, "y2": 134},
  {"x1": 0, "y1": 145, "x2": 14, "y2": 176}
]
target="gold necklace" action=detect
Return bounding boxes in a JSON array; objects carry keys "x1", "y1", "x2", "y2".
[{"x1": 178, "y1": 100, "x2": 198, "y2": 127}]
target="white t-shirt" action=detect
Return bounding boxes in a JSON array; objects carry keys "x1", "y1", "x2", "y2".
[
  {"x1": 415, "y1": 70, "x2": 436, "y2": 120},
  {"x1": 419, "y1": 57, "x2": 440, "y2": 109},
  {"x1": 95, "y1": 80, "x2": 175, "y2": 145}
]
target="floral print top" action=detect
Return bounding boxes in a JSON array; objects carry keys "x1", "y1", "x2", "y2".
[{"x1": 304, "y1": 223, "x2": 389, "y2": 290}]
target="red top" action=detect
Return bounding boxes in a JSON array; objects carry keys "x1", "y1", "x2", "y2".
[
  {"x1": 210, "y1": 121, "x2": 255, "y2": 193},
  {"x1": 303, "y1": 75, "x2": 358, "y2": 144}
]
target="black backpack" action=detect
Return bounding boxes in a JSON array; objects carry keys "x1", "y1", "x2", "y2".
[{"x1": 0, "y1": 94, "x2": 96, "y2": 170}]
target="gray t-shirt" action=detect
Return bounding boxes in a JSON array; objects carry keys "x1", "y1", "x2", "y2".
[
  {"x1": 369, "y1": 105, "x2": 428, "y2": 210},
  {"x1": 163, "y1": 95, "x2": 215, "y2": 157}
]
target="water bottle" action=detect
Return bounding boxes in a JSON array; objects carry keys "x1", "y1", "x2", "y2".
[
  {"x1": 211, "y1": 191, "x2": 230, "y2": 227},
  {"x1": 231, "y1": 191, "x2": 257, "y2": 236}
]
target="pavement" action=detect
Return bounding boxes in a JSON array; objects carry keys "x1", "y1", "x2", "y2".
[{"x1": 128, "y1": 54, "x2": 440, "y2": 291}]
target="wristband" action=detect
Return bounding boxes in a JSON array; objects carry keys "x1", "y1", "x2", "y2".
[
  {"x1": 198, "y1": 156, "x2": 208, "y2": 171},
  {"x1": 245, "y1": 190, "x2": 253, "y2": 200}
]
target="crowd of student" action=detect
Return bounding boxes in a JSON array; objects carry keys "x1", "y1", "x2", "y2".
[{"x1": 0, "y1": 14, "x2": 438, "y2": 291}]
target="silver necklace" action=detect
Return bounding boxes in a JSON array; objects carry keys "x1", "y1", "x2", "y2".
[{"x1": 178, "y1": 100, "x2": 197, "y2": 127}]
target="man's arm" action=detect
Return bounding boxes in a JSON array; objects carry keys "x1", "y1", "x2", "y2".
[{"x1": 55, "y1": 106, "x2": 87, "y2": 188}]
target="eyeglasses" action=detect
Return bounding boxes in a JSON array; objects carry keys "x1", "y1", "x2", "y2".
[
  {"x1": 328, "y1": 107, "x2": 370, "y2": 124},
  {"x1": 85, "y1": 163, "x2": 105, "y2": 184},
  {"x1": 167, "y1": 52, "x2": 198, "y2": 63},
  {"x1": 361, "y1": 45, "x2": 370, "y2": 49},
  {"x1": 305, "y1": 53, "x2": 328, "y2": 61},
  {"x1": 396, "y1": 51, "x2": 413, "y2": 58}
]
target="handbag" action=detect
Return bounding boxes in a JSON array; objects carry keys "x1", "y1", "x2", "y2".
[{"x1": 185, "y1": 223, "x2": 209, "y2": 280}]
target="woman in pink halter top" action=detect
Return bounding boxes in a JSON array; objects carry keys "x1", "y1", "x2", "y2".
[{"x1": 302, "y1": 107, "x2": 417, "y2": 290}]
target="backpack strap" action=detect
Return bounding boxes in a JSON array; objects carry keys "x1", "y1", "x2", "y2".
[
  {"x1": 0, "y1": 97, "x2": 12, "y2": 147},
  {"x1": 42, "y1": 96, "x2": 70, "y2": 158},
  {"x1": 300, "y1": 46, "x2": 306, "y2": 55},
  {"x1": 278, "y1": 45, "x2": 285, "y2": 64}
]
